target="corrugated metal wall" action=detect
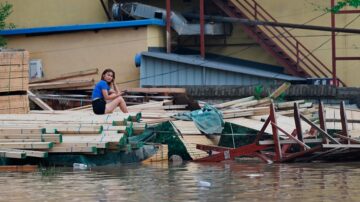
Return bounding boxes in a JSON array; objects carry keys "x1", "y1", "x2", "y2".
[{"x1": 140, "y1": 56, "x2": 282, "y2": 87}]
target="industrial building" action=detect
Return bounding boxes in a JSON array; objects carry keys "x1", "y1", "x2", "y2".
[{"x1": 0, "y1": 0, "x2": 359, "y2": 87}]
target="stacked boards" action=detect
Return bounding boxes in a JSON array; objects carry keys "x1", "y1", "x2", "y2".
[{"x1": 0, "y1": 50, "x2": 29, "y2": 114}]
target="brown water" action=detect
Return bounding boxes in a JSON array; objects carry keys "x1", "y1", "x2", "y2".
[{"x1": 0, "y1": 161, "x2": 360, "y2": 202}]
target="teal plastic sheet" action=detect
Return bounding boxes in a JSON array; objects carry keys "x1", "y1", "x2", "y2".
[{"x1": 172, "y1": 104, "x2": 224, "y2": 134}]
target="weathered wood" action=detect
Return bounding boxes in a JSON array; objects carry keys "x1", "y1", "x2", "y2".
[
  {"x1": 215, "y1": 96, "x2": 255, "y2": 109},
  {"x1": 118, "y1": 87, "x2": 186, "y2": 94},
  {"x1": 0, "y1": 142, "x2": 53, "y2": 149},
  {"x1": 27, "y1": 90, "x2": 53, "y2": 111},
  {"x1": 29, "y1": 79, "x2": 94, "y2": 90},
  {"x1": 269, "y1": 82, "x2": 291, "y2": 99},
  {"x1": 0, "y1": 165, "x2": 37, "y2": 172},
  {"x1": 0, "y1": 150, "x2": 25, "y2": 159}
]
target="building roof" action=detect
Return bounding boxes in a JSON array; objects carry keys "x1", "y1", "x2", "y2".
[
  {"x1": 141, "y1": 51, "x2": 306, "y2": 82},
  {"x1": 0, "y1": 19, "x2": 165, "y2": 36}
]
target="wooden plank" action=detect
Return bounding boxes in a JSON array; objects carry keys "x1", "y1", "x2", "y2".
[
  {"x1": 259, "y1": 138, "x2": 323, "y2": 145},
  {"x1": 232, "y1": 98, "x2": 271, "y2": 108},
  {"x1": 27, "y1": 90, "x2": 54, "y2": 111},
  {"x1": 269, "y1": 82, "x2": 291, "y2": 99},
  {"x1": 0, "y1": 148, "x2": 47, "y2": 158},
  {"x1": 118, "y1": 87, "x2": 186, "y2": 94},
  {"x1": 58, "y1": 142, "x2": 108, "y2": 149},
  {"x1": 29, "y1": 79, "x2": 94, "y2": 90},
  {"x1": 30, "y1": 68, "x2": 98, "y2": 84},
  {"x1": 0, "y1": 150, "x2": 25, "y2": 159},
  {"x1": 172, "y1": 120, "x2": 202, "y2": 135},
  {"x1": 215, "y1": 96, "x2": 255, "y2": 109},
  {"x1": 323, "y1": 144, "x2": 360, "y2": 148},
  {"x1": 0, "y1": 50, "x2": 29, "y2": 65},
  {"x1": 0, "y1": 65, "x2": 28, "y2": 73},
  {"x1": 0, "y1": 128, "x2": 44, "y2": 134},
  {"x1": 0, "y1": 165, "x2": 37, "y2": 172},
  {"x1": 48, "y1": 146, "x2": 97, "y2": 153},
  {"x1": 0, "y1": 142, "x2": 53, "y2": 149}
]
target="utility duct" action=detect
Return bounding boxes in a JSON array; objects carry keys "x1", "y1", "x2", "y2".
[{"x1": 113, "y1": 2, "x2": 230, "y2": 36}]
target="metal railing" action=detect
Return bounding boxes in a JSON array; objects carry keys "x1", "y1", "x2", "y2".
[{"x1": 231, "y1": 0, "x2": 345, "y2": 86}]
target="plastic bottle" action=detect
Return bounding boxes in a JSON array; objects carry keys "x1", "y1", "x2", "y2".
[
  {"x1": 73, "y1": 163, "x2": 88, "y2": 170},
  {"x1": 198, "y1": 180, "x2": 211, "y2": 187}
]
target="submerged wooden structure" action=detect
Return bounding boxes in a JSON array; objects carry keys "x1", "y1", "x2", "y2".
[{"x1": 195, "y1": 101, "x2": 360, "y2": 163}]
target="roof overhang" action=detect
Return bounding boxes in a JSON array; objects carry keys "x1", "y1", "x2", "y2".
[{"x1": 0, "y1": 19, "x2": 165, "y2": 36}]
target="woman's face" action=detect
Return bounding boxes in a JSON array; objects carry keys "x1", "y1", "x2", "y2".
[{"x1": 103, "y1": 72, "x2": 114, "y2": 83}]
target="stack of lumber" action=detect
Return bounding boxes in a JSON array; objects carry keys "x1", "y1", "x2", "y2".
[
  {"x1": 0, "y1": 111, "x2": 146, "y2": 159},
  {"x1": 29, "y1": 68, "x2": 97, "y2": 90},
  {"x1": 216, "y1": 83, "x2": 315, "y2": 119},
  {"x1": 325, "y1": 106, "x2": 360, "y2": 131},
  {"x1": 0, "y1": 50, "x2": 30, "y2": 114},
  {"x1": 120, "y1": 87, "x2": 186, "y2": 105}
]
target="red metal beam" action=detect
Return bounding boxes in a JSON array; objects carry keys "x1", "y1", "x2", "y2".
[
  {"x1": 196, "y1": 144, "x2": 232, "y2": 152},
  {"x1": 331, "y1": 0, "x2": 337, "y2": 87},
  {"x1": 335, "y1": 57, "x2": 360, "y2": 60},
  {"x1": 194, "y1": 143, "x2": 269, "y2": 162},
  {"x1": 166, "y1": 0, "x2": 171, "y2": 53},
  {"x1": 338, "y1": 10, "x2": 360, "y2": 14},
  {"x1": 200, "y1": 0, "x2": 205, "y2": 58},
  {"x1": 270, "y1": 102, "x2": 282, "y2": 161}
]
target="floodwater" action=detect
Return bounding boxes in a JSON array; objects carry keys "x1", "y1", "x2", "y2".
[{"x1": 0, "y1": 161, "x2": 360, "y2": 202}]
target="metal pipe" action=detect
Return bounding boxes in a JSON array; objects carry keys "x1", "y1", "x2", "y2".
[
  {"x1": 185, "y1": 14, "x2": 360, "y2": 34},
  {"x1": 200, "y1": 0, "x2": 205, "y2": 58},
  {"x1": 166, "y1": 0, "x2": 171, "y2": 53}
]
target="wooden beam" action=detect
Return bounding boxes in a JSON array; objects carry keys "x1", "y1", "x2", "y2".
[{"x1": 27, "y1": 90, "x2": 53, "y2": 111}]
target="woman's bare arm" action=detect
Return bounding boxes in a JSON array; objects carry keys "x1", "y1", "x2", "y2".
[{"x1": 102, "y1": 89, "x2": 120, "y2": 100}]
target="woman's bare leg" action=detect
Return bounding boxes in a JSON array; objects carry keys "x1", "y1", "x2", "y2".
[{"x1": 105, "y1": 96, "x2": 128, "y2": 113}]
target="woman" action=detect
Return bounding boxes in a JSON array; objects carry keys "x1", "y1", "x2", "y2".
[{"x1": 91, "y1": 69, "x2": 128, "y2": 115}]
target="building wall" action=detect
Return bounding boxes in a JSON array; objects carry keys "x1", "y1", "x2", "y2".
[
  {"x1": 1, "y1": 0, "x2": 109, "y2": 28},
  {"x1": 6, "y1": 27, "x2": 149, "y2": 87},
  {"x1": 255, "y1": 0, "x2": 360, "y2": 87},
  {"x1": 3, "y1": 0, "x2": 359, "y2": 86}
]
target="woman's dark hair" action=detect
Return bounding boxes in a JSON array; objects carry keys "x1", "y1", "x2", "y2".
[{"x1": 101, "y1": 69, "x2": 115, "y2": 85}]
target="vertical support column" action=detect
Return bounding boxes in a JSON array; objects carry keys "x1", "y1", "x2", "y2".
[
  {"x1": 331, "y1": 0, "x2": 337, "y2": 86},
  {"x1": 200, "y1": 0, "x2": 205, "y2": 58},
  {"x1": 294, "y1": 103, "x2": 305, "y2": 151},
  {"x1": 270, "y1": 102, "x2": 282, "y2": 161},
  {"x1": 318, "y1": 101, "x2": 328, "y2": 144},
  {"x1": 340, "y1": 101, "x2": 349, "y2": 144},
  {"x1": 166, "y1": 0, "x2": 172, "y2": 53}
]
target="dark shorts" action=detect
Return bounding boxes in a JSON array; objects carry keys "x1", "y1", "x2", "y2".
[{"x1": 92, "y1": 98, "x2": 106, "y2": 115}]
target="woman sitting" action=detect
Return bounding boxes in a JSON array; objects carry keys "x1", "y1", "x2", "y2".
[{"x1": 91, "y1": 69, "x2": 128, "y2": 115}]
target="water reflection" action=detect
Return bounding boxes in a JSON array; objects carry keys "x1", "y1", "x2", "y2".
[{"x1": 0, "y1": 162, "x2": 359, "y2": 201}]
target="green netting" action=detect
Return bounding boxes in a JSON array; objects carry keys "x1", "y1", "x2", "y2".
[
  {"x1": 219, "y1": 122, "x2": 272, "y2": 148},
  {"x1": 172, "y1": 104, "x2": 224, "y2": 134},
  {"x1": 129, "y1": 121, "x2": 192, "y2": 160}
]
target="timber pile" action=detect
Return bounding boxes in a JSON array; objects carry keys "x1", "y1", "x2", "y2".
[
  {"x1": 0, "y1": 50, "x2": 30, "y2": 114},
  {"x1": 0, "y1": 111, "x2": 146, "y2": 159}
]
